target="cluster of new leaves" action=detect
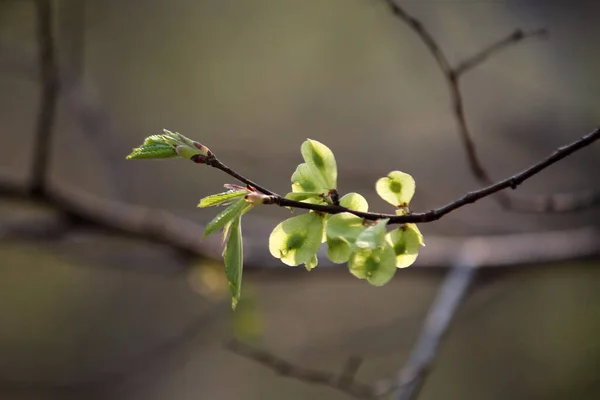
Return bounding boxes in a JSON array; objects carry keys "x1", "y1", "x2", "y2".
[
  {"x1": 269, "y1": 140, "x2": 424, "y2": 286},
  {"x1": 127, "y1": 131, "x2": 424, "y2": 308}
]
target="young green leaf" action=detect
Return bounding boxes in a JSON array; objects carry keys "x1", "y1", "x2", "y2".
[
  {"x1": 199, "y1": 190, "x2": 248, "y2": 208},
  {"x1": 301, "y1": 139, "x2": 337, "y2": 190},
  {"x1": 325, "y1": 193, "x2": 369, "y2": 264},
  {"x1": 354, "y1": 219, "x2": 389, "y2": 250},
  {"x1": 143, "y1": 135, "x2": 170, "y2": 146},
  {"x1": 301, "y1": 139, "x2": 337, "y2": 189},
  {"x1": 339, "y1": 192, "x2": 368, "y2": 212},
  {"x1": 326, "y1": 236, "x2": 352, "y2": 264},
  {"x1": 127, "y1": 130, "x2": 211, "y2": 161},
  {"x1": 326, "y1": 193, "x2": 369, "y2": 240},
  {"x1": 348, "y1": 242, "x2": 397, "y2": 286},
  {"x1": 386, "y1": 223, "x2": 425, "y2": 268},
  {"x1": 269, "y1": 212, "x2": 325, "y2": 270},
  {"x1": 204, "y1": 198, "x2": 248, "y2": 238},
  {"x1": 223, "y1": 216, "x2": 243, "y2": 309},
  {"x1": 376, "y1": 171, "x2": 416, "y2": 208},
  {"x1": 326, "y1": 213, "x2": 366, "y2": 242},
  {"x1": 126, "y1": 142, "x2": 177, "y2": 159},
  {"x1": 291, "y1": 163, "x2": 328, "y2": 194},
  {"x1": 221, "y1": 203, "x2": 254, "y2": 244}
]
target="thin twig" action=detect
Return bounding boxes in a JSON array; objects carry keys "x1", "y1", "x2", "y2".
[
  {"x1": 391, "y1": 243, "x2": 480, "y2": 400},
  {"x1": 30, "y1": 0, "x2": 59, "y2": 197},
  {"x1": 381, "y1": 0, "x2": 598, "y2": 212},
  {"x1": 209, "y1": 158, "x2": 276, "y2": 196},
  {"x1": 226, "y1": 340, "x2": 376, "y2": 399},
  {"x1": 454, "y1": 29, "x2": 548, "y2": 76},
  {"x1": 382, "y1": 0, "x2": 486, "y2": 181},
  {"x1": 201, "y1": 127, "x2": 600, "y2": 224}
]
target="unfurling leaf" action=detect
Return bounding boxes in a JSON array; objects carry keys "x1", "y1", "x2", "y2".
[
  {"x1": 386, "y1": 223, "x2": 425, "y2": 268},
  {"x1": 126, "y1": 129, "x2": 211, "y2": 161},
  {"x1": 204, "y1": 198, "x2": 248, "y2": 238},
  {"x1": 376, "y1": 171, "x2": 416, "y2": 208},
  {"x1": 269, "y1": 212, "x2": 325, "y2": 270},
  {"x1": 349, "y1": 242, "x2": 397, "y2": 286},
  {"x1": 126, "y1": 142, "x2": 177, "y2": 159},
  {"x1": 224, "y1": 216, "x2": 243, "y2": 309},
  {"x1": 198, "y1": 190, "x2": 248, "y2": 208}
]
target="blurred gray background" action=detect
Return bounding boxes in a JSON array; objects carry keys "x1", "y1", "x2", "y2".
[{"x1": 0, "y1": 1, "x2": 599, "y2": 399}]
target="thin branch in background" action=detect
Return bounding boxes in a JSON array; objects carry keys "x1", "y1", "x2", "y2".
[
  {"x1": 453, "y1": 29, "x2": 548, "y2": 76},
  {"x1": 338, "y1": 356, "x2": 364, "y2": 389},
  {"x1": 30, "y1": 0, "x2": 59, "y2": 197},
  {"x1": 382, "y1": 0, "x2": 599, "y2": 213},
  {"x1": 224, "y1": 243, "x2": 481, "y2": 400},
  {"x1": 57, "y1": 0, "x2": 85, "y2": 83},
  {"x1": 391, "y1": 245, "x2": 479, "y2": 400},
  {"x1": 226, "y1": 340, "x2": 377, "y2": 399}
]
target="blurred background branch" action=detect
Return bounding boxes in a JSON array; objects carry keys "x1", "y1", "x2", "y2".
[
  {"x1": 383, "y1": 0, "x2": 600, "y2": 213},
  {"x1": 30, "y1": 0, "x2": 58, "y2": 197}
]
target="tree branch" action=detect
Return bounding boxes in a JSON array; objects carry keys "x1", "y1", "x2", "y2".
[
  {"x1": 226, "y1": 340, "x2": 378, "y2": 399},
  {"x1": 200, "y1": 127, "x2": 600, "y2": 224},
  {"x1": 391, "y1": 247, "x2": 478, "y2": 400},
  {"x1": 381, "y1": 0, "x2": 598, "y2": 213},
  {"x1": 453, "y1": 29, "x2": 548, "y2": 76},
  {"x1": 30, "y1": 0, "x2": 59, "y2": 197}
]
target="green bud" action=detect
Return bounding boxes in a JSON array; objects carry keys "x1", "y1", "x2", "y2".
[
  {"x1": 244, "y1": 192, "x2": 269, "y2": 205},
  {"x1": 175, "y1": 144, "x2": 202, "y2": 160}
]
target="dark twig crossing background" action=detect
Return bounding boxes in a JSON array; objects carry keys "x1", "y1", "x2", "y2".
[
  {"x1": 30, "y1": 0, "x2": 58, "y2": 197},
  {"x1": 383, "y1": 0, "x2": 600, "y2": 213}
]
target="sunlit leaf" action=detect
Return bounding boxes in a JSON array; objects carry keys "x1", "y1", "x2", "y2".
[
  {"x1": 326, "y1": 236, "x2": 352, "y2": 263},
  {"x1": 325, "y1": 194, "x2": 369, "y2": 264},
  {"x1": 301, "y1": 139, "x2": 337, "y2": 190},
  {"x1": 339, "y1": 192, "x2": 368, "y2": 212},
  {"x1": 198, "y1": 190, "x2": 248, "y2": 208},
  {"x1": 204, "y1": 198, "x2": 247, "y2": 238},
  {"x1": 386, "y1": 223, "x2": 425, "y2": 268},
  {"x1": 221, "y1": 203, "x2": 254, "y2": 244},
  {"x1": 348, "y1": 242, "x2": 397, "y2": 286},
  {"x1": 143, "y1": 135, "x2": 169, "y2": 146},
  {"x1": 127, "y1": 130, "x2": 211, "y2": 161},
  {"x1": 269, "y1": 212, "x2": 325, "y2": 270},
  {"x1": 126, "y1": 142, "x2": 177, "y2": 159},
  {"x1": 224, "y1": 216, "x2": 243, "y2": 309},
  {"x1": 291, "y1": 163, "x2": 327, "y2": 194},
  {"x1": 375, "y1": 171, "x2": 416, "y2": 207},
  {"x1": 354, "y1": 219, "x2": 389, "y2": 250},
  {"x1": 305, "y1": 253, "x2": 318, "y2": 270},
  {"x1": 326, "y1": 213, "x2": 366, "y2": 241}
]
